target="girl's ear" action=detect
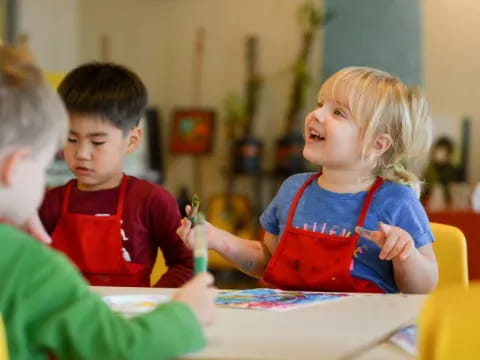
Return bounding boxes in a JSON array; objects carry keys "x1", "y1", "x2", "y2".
[
  {"x1": 0, "y1": 147, "x2": 30, "y2": 186},
  {"x1": 126, "y1": 126, "x2": 142, "y2": 154},
  {"x1": 372, "y1": 133, "x2": 393, "y2": 158}
]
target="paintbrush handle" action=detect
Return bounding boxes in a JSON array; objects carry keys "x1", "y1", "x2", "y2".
[{"x1": 194, "y1": 212, "x2": 208, "y2": 274}]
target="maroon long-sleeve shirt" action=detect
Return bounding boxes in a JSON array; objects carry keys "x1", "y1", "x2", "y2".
[{"x1": 39, "y1": 176, "x2": 193, "y2": 287}]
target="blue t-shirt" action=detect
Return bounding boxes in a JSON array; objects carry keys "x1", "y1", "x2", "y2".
[{"x1": 260, "y1": 173, "x2": 434, "y2": 293}]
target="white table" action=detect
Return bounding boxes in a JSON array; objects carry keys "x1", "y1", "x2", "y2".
[
  {"x1": 94, "y1": 287, "x2": 425, "y2": 360},
  {"x1": 354, "y1": 342, "x2": 415, "y2": 360}
]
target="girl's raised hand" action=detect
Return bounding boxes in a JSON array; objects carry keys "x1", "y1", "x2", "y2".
[{"x1": 355, "y1": 222, "x2": 414, "y2": 261}]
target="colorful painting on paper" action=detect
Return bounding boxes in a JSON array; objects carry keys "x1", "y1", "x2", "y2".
[
  {"x1": 215, "y1": 288, "x2": 350, "y2": 311},
  {"x1": 170, "y1": 108, "x2": 215, "y2": 154}
]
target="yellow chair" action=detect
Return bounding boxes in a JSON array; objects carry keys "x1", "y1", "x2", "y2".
[
  {"x1": 0, "y1": 315, "x2": 8, "y2": 360},
  {"x1": 150, "y1": 249, "x2": 168, "y2": 286},
  {"x1": 419, "y1": 282, "x2": 480, "y2": 360},
  {"x1": 430, "y1": 222, "x2": 468, "y2": 288}
]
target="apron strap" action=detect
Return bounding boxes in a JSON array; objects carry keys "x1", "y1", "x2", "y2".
[
  {"x1": 115, "y1": 174, "x2": 129, "y2": 217},
  {"x1": 284, "y1": 173, "x2": 384, "y2": 229},
  {"x1": 355, "y1": 177, "x2": 384, "y2": 227},
  {"x1": 60, "y1": 175, "x2": 129, "y2": 217},
  {"x1": 285, "y1": 173, "x2": 321, "y2": 227},
  {"x1": 61, "y1": 180, "x2": 76, "y2": 215}
]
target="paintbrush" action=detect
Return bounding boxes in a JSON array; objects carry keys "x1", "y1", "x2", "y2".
[
  {"x1": 188, "y1": 193, "x2": 200, "y2": 226},
  {"x1": 193, "y1": 212, "x2": 208, "y2": 274}
]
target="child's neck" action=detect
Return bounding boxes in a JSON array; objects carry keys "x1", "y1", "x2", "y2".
[{"x1": 317, "y1": 168, "x2": 376, "y2": 194}]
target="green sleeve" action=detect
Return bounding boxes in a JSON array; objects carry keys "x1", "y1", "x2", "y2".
[{"x1": 0, "y1": 225, "x2": 205, "y2": 360}]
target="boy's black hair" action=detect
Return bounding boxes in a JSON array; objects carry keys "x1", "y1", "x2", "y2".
[{"x1": 58, "y1": 62, "x2": 148, "y2": 134}]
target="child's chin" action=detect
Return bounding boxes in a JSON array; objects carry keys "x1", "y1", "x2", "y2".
[{"x1": 302, "y1": 148, "x2": 317, "y2": 163}]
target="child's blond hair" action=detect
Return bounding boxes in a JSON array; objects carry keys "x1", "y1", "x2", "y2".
[
  {"x1": 0, "y1": 44, "x2": 67, "y2": 156},
  {"x1": 319, "y1": 67, "x2": 432, "y2": 195}
]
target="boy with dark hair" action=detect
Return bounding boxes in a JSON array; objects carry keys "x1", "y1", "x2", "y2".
[
  {"x1": 39, "y1": 62, "x2": 192, "y2": 287},
  {"x1": 0, "y1": 43, "x2": 215, "y2": 360}
]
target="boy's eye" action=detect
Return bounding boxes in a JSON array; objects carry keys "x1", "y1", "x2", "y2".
[
  {"x1": 67, "y1": 138, "x2": 77, "y2": 143},
  {"x1": 92, "y1": 141, "x2": 106, "y2": 146}
]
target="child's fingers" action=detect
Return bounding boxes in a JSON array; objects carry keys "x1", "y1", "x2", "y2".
[
  {"x1": 185, "y1": 205, "x2": 192, "y2": 216},
  {"x1": 192, "y1": 272, "x2": 215, "y2": 287},
  {"x1": 379, "y1": 232, "x2": 401, "y2": 260},
  {"x1": 399, "y1": 240, "x2": 414, "y2": 261},
  {"x1": 176, "y1": 218, "x2": 192, "y2": 242},
  {"x1": 383, "y1": 236, "x2": 407, "y2": 260},
  {"x1": 28, "y1": 226, "x2": 52, "y2": 245},
  {"x1": 378, "y1": 221, "x2": 394, "y2": 235},
  {"x1": 355, "y1": 226, "x2": 385, "y2": 247}
]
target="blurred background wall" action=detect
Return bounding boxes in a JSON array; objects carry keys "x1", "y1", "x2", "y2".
[{"x1": 9, "y1": 0, "x2": 480, "y2": 201}]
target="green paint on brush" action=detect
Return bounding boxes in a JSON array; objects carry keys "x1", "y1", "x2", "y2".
[
  {"x1": 188, "y1": 193, "x2": 200, "y2": 225},
  {"x1": 193, "y1": 212, "x2": 208, "y2": 274}
]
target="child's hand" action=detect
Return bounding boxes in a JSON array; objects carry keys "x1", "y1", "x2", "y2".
[
  {"x1": 355, "y1": 222, "x2": 414, "y2": 261},
  {"x1": 177, "y1": 205, "x2": 215, "y2": 250},
  {"x1": 177, "y1": 205, "x2": 196, "y2": 249},
  {"x1": 172, "y1": 272, "x2": 217, "y2": 326}
]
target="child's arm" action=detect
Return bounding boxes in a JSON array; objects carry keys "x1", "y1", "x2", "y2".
[
  {"x1": 3, "y1": 226, "x2": 213, "y2": 359},
  {"x1": 391, "y1": 242, "x2": 437, "y2": 294},
  {"x1": 177, "y1": 209, "x2": 277, "y2": 278},
  {"x1": 356, "y1": 223, "x2": 438, "y2": 293},
  {"x1": 148, "y1": 188, "x2": 194, "y2": 287}
]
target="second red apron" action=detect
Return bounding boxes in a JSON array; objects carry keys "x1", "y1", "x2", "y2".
[{"x1": 51, "y1": 175, "x2": 150, "y2": 286}]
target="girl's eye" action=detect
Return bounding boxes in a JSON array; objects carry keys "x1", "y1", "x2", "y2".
[
  {"x1": 317, "y1": 101, "x2": 324, "y2": 108},
  {"x1": 92, "y1": 142, "x2": 106, "y2": 146},
  {"x1": 334, "y1": 109, "x2": 345, "y2": 118},
  {"x1": 67, "y1": 138, "x2": 77, "y2": 143}
]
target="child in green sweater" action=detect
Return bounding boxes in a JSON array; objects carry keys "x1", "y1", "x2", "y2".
[{"x1": 0, "y1": 43, "x2": 216, "y2": 359}]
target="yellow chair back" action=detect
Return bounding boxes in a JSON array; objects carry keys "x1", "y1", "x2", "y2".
[
  {"x1": 0, "y1": 315, "x2": 8, "y2": 360},
  {"x1": 430, "y1": 222, "x2": 468, "y2": 288},
  {"x1": 150, "y1": 249, "x2": 168, "y2": 286},
  {"x1": 419, "y1": 282, "x2": 480, "y2": 360}
]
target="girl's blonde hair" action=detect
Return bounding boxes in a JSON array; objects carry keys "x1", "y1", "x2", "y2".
[{"x1": 319, "y1": 67, "x2": 432, "y2": 196}]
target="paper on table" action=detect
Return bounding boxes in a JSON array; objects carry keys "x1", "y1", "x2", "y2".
[
  {"x1": 389, "y1": 324, "x2": 417, "y2": 356},
  {"x1": 215, "y1": 288, "x2": 351, "y2": 311},
  {"x1": 104, "y1": 294, "x2": 170, "y2": 318}
]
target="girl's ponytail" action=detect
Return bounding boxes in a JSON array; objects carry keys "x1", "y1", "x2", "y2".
[
  {"x1": 380, "y1": 162, "x2": 421, "y2": 197},
  {"x1": 376, "y1": 86, "x2": 432, "y2": 198}
]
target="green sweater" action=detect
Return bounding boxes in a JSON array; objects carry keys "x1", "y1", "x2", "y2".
[{"x1": 0, "y1": 224, "x2": 205, "y2": 360}]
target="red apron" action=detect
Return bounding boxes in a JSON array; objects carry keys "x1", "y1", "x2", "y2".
[
  {"x1": 51, "y1": 175, "x2": 150, "y2": 287},
  {"x1": 263, "y1": 173, "x2": 385, "y2": 293}
]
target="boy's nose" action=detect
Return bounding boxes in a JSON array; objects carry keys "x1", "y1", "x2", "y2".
[{"x1": 75, "y1": 143, "x2": 91, "y2": 160}]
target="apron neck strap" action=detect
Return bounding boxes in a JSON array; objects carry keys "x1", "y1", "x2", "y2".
[
  {"x1": 285, "y1": 173, "x2": 384, "y2": 228},
  {"x1": 355, "y1": 177, "x2": 384, "y2": 227},
  {"x1": 115, "y1": 175, "x2": 128, "y2": 216},
  {"x1": 285, "y1": 173, "x2": 321, "y2": 227}
]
